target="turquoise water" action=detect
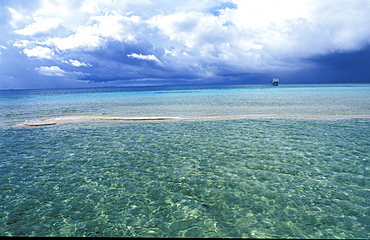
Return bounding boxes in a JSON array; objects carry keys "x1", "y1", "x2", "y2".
[
  {"x1": 0, "y1": 84, "x2": 369, "y2": 237},
  {"x1": 1, "y1": 84, "x2": 370, "y2": 127}
]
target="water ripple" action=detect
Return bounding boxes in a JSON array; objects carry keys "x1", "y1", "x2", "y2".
[{"x1": 0, "y1": 119, "x2": 369, "y2": 238}]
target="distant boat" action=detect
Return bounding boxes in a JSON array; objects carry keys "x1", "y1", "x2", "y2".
[{"x1": 269, "y1": 78, "x2": 279, "y2": 86}]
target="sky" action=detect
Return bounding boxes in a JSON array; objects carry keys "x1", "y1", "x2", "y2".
[{"x1": 0, "y1": 0, "x2": 370, "y2": 89}]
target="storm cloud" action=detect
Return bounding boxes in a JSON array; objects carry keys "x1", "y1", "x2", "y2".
[{"x1": 1, "y1": 0, "x2": 370, "y2": 89}]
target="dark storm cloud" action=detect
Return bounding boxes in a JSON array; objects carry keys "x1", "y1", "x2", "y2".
[
  {"x1": 290, "y1": 47, "x2": 370, "y2": 84},
  {"x1": 1, "y1": 0, "x2": 370, "y2": 89}
]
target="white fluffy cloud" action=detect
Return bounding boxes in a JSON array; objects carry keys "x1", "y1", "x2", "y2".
[
  {"x1": 23, "y1": 46, "x2": 54, "y2": 59},
  {"x1": 65, "y1": 59, "x2": 91, "y2": 67},
  {"x1": 43, "y1": 14, "x2": 142, "y2": 51},
  {"x1": 14, "y1": 17, "x2": 62, "y2": 35},
  {"x1": 35, "y1": 66, "x2": 66, "y2": 76},
  {"x1": 35, "y1": 65, "x2": 86, "y2": 78},
  {"x1": 127, "y1": 53, "x2": 162, "y2": 64}
]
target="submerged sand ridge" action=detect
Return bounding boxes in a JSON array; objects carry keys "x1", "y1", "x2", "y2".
[
  {"x1": 13, "y1": 114, "x2": 370, "y2": 128},
  {"x1": 15, "y1": 116, "x2": 184, "y2": 127}
]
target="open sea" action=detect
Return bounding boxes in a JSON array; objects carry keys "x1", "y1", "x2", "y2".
[{"x1": 0, "y1": 84, "x2": 369, "y2": 238}]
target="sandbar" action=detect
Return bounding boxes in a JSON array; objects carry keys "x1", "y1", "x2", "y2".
[
  {"x1": 14, "y1": 116, "x2": 183, "y2": 128},
  {"x1": 12, "y1": 114, "x2": 370, "y2": 128}
]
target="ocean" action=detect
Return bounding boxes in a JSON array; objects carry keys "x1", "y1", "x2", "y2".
[{"x1": 0, "y1": 84, "x2": 369, "y2": 237}]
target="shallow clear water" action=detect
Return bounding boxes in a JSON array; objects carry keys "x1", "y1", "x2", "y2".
[
  {"x1": 1, "y1": 84, "x2": 370, "y2": 127},
  {"x1": 0, "y1": 84, "x2": 369, "y2": 237}
]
